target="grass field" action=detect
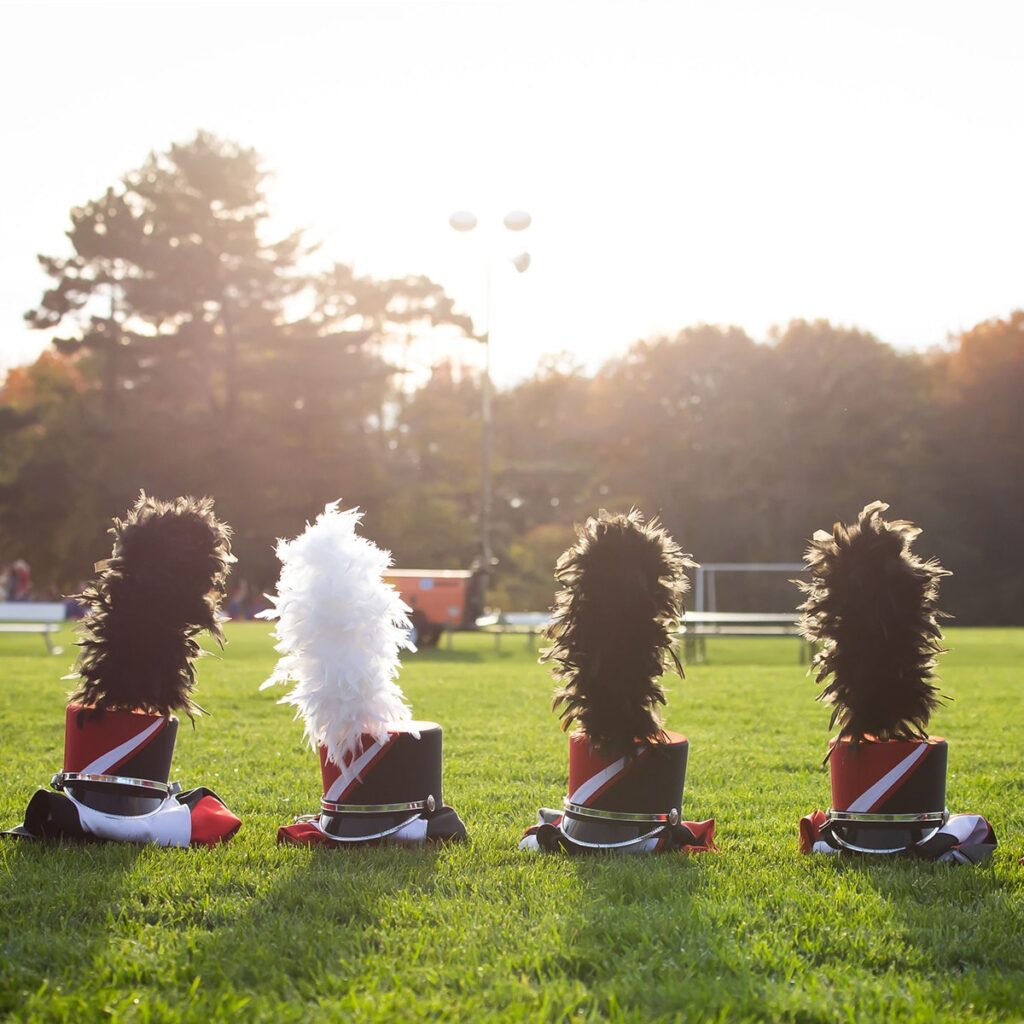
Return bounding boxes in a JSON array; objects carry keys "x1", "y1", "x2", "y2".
[{"x1": 2, "y1": 625, "x2": 1024, "y2": 1022}]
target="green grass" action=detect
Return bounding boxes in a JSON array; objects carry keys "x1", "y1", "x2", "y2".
[{"x1": 3, "y1": 626, "x2": 1024, "y2": 1022}]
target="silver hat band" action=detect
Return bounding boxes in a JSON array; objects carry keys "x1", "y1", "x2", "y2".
[
  {"x1": 306, "y1": 813, "x2": 423, "y2": 843},
  {"x1": 558, "y1": 822, "x2": 667, "y2": 850},
  {"x1": 52, "y1": 771, "x2": 173, "y2": 797},
  {"x1": 321, "y1": 795, "x2": 436, "y2": 816},
  {"x1": 563, "y1": 799, "x2": 680, "y2": 826},
  {"x1": 826, "y1": 808, "x2": 948, "y2": 854},
  {"x1": 827, "y1": 809, "x2": 948, "y2": 826}
]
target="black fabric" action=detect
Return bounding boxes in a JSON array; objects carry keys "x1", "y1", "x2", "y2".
[
  {"x1": 176, "y1": 786, "x2": 229, "y2": 810},
  {"x1": 336, "y1": 727, "x2": 444, "y2": 806},
  {"x1": 320, "y1": 809, "x2": 419, "y2": 840},
  {"x1": 424, "y1": 805, "x2": 468, "y2": 842},
  {"x1": 64, "y1": 782, "x2": 166, "y2": 817},
  {"x1": 2, "y1": 790, "x2": 89, "y2": 842},
  {"x1": 279, "y1": 802, "x2": 468, "y2": 846},
  {"x1": 585, "y1": 741, "x2": 688, "y2": 815},
  {"x1": 877, "y1": 744, "x2": 947, "y2": 813},
  {"x1": 914, "y1": 827, "x2": 995, "y2": 865},
  {"x1": 321, "y1": 803, "x2": 467, "y2": 843},
  {"x1": 531, "y1": 818, "x2": 700, "y2": 855}
]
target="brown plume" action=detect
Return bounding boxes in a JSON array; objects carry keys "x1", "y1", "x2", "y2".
[
  {"x1": 70, "y1": 493, "x2": 233, "y2": 718},
  {"x1": 797, "y1": 500, "x2": 949, "y2": 743},
  {"x1": 543, "y1": 509, "x2": 694, "y2": 753}
]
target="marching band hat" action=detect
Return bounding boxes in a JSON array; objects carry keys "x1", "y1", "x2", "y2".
[
  {"x1": 56, "y1": 704, "x2": 180, "y2": 816},
  {"x1": 823, "y1": 736, "x2": 948, "y2": 854},
  {"x1": 278, "y1": 721, "x2": 467, "y2": 846},
  {"x1": 521, "y1": 731, "x2": 716, "y2": 854}
]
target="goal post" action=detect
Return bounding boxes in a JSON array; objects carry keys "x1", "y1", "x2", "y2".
[{"x1": 693, "y1": 563, "x2": 808, "y2": 613}]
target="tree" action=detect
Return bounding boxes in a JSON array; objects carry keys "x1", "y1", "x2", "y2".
[
  {"x1": 762, "y1": 319, "x2": 932, "y2": 558},
  {"x1": 373, "y1": 360, "x2": 482, "y2": 569},
  {"x1": 0, "y1": 352, "x2": 106, "y2": 589},
  {"x1": 927, "y1": 311, "x2": 1024, "y2": 622},
  {"x1": 9, "y1": 132, "x2": 471, "y2": 591},
  {"x1": 592, "y1": 325, "x2": 769, "y2": 559},
  {"x1": 27, "y1": 132, "x2": 307, "y2": 426}
]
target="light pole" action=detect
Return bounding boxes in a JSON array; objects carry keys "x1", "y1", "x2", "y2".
[{"x1": 448, "y1": 209, "x2": 531, "y2": 583}]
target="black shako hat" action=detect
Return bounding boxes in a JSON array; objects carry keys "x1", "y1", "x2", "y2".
[
  {"x1": 278, "y1": 721, "x2": 466, "y2": 845},
  {"x1": 259, "y1": 502, "x2": 467, "y2": 847},
  {"x1": 3, "y1": 494, "x2": 241, "y2": 847}
]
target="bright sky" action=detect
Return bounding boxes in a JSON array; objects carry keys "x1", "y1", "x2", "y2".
[{"x1": 1, "y1": 0, "x2": 1022, "y2": 384}]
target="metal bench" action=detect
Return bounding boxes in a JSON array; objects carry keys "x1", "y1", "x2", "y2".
[
  {"x1": 473, "y1": 610, "x2": 808, "y2": 662},
  {"x1": 0, "y1": 601, "x2": 67, "y2": 654},
  {"x1": 680, "y1": 612, "x2": 808, "y2": 664}
]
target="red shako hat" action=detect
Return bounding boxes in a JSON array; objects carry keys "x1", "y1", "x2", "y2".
[
  {"x1": 59, "y1": 704, "x2": 180, "y2": 816},
  {"x1": 520, "y1": 510, "x2": 715, "y2": 854},
  {"x1": 4, "y1": 494, "x2": 241, "y2": 846},
  {"x1": 313, "y1": 722, "x2": 447, "y2": 841},
  {"x1": 825, "y1": 736, "x2": 948, "y2": 852},
  {"x1": 798, "y1": 501, "x2": 994, "y2": 862},
  {"x1": 557, "y1": 731, "x2": 689, "y2": 849}
]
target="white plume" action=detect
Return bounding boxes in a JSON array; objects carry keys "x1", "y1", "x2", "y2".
[{"x1": 258, "y1": 501, "x2": 414, "y2": 773}]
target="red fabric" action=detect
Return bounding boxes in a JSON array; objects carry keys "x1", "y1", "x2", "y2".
[
  {"x1": 188, "y1": 795, "x2": 242, "y2": 846},
  {"x1": 319, "y1": 735, "x2": 397, "y2": 800},
  {"x1": 678, "y1": 818, "x2": 718, "y2": 853},
  {"x1": 799, "y1": 809, "x2": 829, "y2": 853},
  {"x1": 278, "y1": 821, "x2": 335, "y2": 847},
  {"x1": 567, "y1": 731, "x2": 686, "y2": 796},
  {"x1": 63, "y1": 705, "x2": 169, "y2": 772},
  {"x1": 829, "y1": 737, "x2": 943, "y2": 810}
]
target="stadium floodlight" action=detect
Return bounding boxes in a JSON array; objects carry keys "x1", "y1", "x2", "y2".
[
  {"x1": 448, "y1": 210, "x2": 532, "y2": 577},
  {"x1": 503, "y1": 210, "x2": 532, "y2": 231},
  {"x1": 448, "y1": 210, "x2": 478, "y2": 232}
]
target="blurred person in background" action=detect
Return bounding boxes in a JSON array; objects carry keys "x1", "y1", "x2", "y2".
[
  {"x1": 227, "y1": 580, "x2": 253, "y2": 620},
  {"x1": 10, "y1": 559, "x2": 31, "y2": 601}
]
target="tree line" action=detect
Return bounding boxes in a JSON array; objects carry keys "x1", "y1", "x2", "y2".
[{"x1": 1, "y1": 133, "x2": 1021, "y2": 623}]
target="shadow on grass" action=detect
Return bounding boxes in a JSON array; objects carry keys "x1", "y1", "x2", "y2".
[
  {"x1": 188, "y1": 843, "x2": 444, "y2": 1003},
  {"x1": 0, "y1": 834, "x2": 144, "y2": 1014},
  {"x1": 829, "y1": 852, "x2": 1021, "y2": 964},
  {"x1": 775, "y1": 853, "x2": 1024, "y2": 1019},
  {"x1": 551, "y1": 848, "x2": 724, "y2": 1017},
  {"x1": 547, "y1": 833, "x2": 1023, "y2": 1019}
]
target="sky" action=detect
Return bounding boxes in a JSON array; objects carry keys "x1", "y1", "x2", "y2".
[{"x1": 1, "y1": 0, "x2": 1022, "y2": 384}]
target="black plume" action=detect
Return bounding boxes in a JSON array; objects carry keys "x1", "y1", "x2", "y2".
[
  {"x1": 543, "y1": 509, "x2": 694, "y2": 753},
  {"x1": 70, "y1": 493, "x2": 234, "y2": 718},
  {"x1": 797, "y1": 500, "x2": 949, "y2": 743}
]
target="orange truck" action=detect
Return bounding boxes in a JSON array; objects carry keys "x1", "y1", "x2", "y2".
[{"x1": 383, "y1": 569, "x2": 480, "y2": 646}]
